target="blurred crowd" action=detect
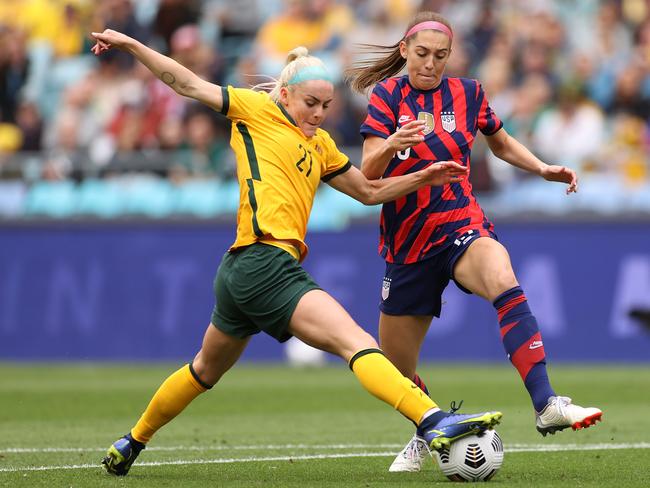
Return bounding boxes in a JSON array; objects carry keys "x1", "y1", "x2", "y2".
[{"x1": 0, "y1": 0, "x2": 649, "y2": 215}]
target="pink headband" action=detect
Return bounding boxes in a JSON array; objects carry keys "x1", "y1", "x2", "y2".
[{"x1": 405, "y1": 21, "x2": 453, "y2": 40}]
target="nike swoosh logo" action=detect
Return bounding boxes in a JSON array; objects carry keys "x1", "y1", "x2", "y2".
[{"x1": 529, "y1": 342, "x2": 544, "y2": 350}]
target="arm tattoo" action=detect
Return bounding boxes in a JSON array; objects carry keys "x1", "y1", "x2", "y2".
[{"x1": 161, "y1": 72, "x2": 176, "y2": 86}]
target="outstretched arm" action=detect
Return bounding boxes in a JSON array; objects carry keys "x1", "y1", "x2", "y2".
[
  {"x1": 91, "y1": 29, "x2": 223, "y2": 111},
  {"x1": 485, "y1": 127, "x2": 578, "y2": 194},
  {"x1": 327, "y1": 161, "x2": 468, "y2": 205}
]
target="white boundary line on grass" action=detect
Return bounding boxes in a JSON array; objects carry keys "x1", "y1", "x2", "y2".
[
  {"x1": 0, "y1": 443, "x2": 648, "y2": 473},
  {"x1": 2, "y1": 442, "x2": 649, "y2": 454}
]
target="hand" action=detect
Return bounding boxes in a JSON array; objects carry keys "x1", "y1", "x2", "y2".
[
  {"x1": 540, "y1": 164, "x2": 578, "y2": 194},
  {"x1": 386, "y1": 120, "x2": 426, "y2": 151},
  {"x1": 420, "y1": 161, "x2": 468, "y2": 186},
  {"x1": 90, "y1": 29, "x2": 133, "y2": 55}
]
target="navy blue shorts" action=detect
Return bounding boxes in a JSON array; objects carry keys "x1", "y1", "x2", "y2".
[{"x1": 379, "y1": 230, "x2": 497, "y2": 317}]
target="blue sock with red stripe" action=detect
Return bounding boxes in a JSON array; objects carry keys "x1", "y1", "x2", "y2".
[
  {"x1": 493, "y1": 286, "x2": 555, "y2": 412},
  {"x1": 412, "y1": 373, "x2": 430, "y2": 396}
]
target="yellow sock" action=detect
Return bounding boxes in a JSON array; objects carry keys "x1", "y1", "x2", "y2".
[
  {"x1": 131, "y1": 363, "x2": 209, "y2": 443},
  {"x1": 349, "y1": 349, "x2": 437, "y2": 424}
]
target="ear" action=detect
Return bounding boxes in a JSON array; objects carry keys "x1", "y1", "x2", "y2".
[
  {"x1": 399, "y1": 40, "x2": 408, "y2": 60},
  {"x1": 279, "y1": 85, "x2": 290, "y2": 105}
]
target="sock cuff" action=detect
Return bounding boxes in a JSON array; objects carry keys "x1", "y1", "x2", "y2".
[
  {"x1": 188, "y1": 362, "x2": 213, "y2": 390},
  {"x1": 348, "y1": 348, "x2": 384, "y2": 370},
  {"x1": 493, "y1": 285, "x2": 524, "y2": 308}
]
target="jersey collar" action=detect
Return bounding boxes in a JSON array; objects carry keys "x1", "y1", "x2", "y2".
[
  {"x1": 276, "y1": 102, "x2": 298, "y2": 127},
  {"x1": 404, "y1": 74, "x2": 446, "y2": 94}
]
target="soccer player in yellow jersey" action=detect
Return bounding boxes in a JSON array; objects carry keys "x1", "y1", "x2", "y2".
[{"x1": 90, "y1": 29, "x2": 502, "y2": 477}]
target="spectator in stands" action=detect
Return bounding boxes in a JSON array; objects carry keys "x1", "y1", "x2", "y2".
[
  {"x1": 0, "y1": 27, "x2": 30, "y2": 124},
  {"x1": 174, "y1": 106, "x2": 231, "y2": 179},
  {"x1": 532, "y1": 82, "x2": 606, "y2": 173},
  {"x1": 15, "y1": 101, "x2": 43, "y2": 151}
]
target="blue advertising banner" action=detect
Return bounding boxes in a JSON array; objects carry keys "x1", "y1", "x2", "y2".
[{"x1": 1, "y1": 222, "x2": 649, "y2": 362}]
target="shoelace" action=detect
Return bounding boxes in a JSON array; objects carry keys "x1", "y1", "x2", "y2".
[
  {"x1": 554, "y1": 396, "x2": 572, "y2": 418},
  {"x1": 407, "y1": 437, "x2": 430, "y2": 459},
  {"x1": 449, "y1": 399, "x2": 464, "y2": 414}
]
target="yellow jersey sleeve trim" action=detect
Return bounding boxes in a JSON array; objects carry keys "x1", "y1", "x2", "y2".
[
  {"x1": 219, "y1": 86, "x2": 229, "y2": 116},
  {"x1": 321, "y1": 161, "x2": 352, "y2": 182}
]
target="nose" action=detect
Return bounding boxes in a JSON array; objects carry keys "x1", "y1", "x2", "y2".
[{"x1": 424, "y1": 55, "x2": 435, "y2": 70}]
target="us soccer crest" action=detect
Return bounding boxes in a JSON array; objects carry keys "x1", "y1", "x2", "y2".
[
  {"x1": 441, "y1": 111, "x2": 456, "y2": 133},
  {"x1": 417, "y1": 111, "x2": 435, "y2": 135},
  {"x1": 381, "y1": 277, "x2": 391, "y2": 300}
]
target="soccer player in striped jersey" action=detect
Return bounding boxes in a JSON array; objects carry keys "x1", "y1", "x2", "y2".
[
  {"x1": 348, "y1": 11, "x2": 602, "y2": 473},
  {"x1": 90, "y1": 29, "x2": 502, "y2": 477}
]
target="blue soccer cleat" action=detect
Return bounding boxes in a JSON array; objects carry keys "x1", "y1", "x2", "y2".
[
  {"x1": 419, "y1": 410, "x2": 503, "y2": 451},
  {"x1": 101, "y1": 433, "x2": 145, "y2": 476}
]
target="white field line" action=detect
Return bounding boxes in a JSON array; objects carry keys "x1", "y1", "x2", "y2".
[
  {"x1": 2, "y1": 442, "x2": 649, "y2": 454},
  {"x1": 0, "y1": 443, "x2": 648, "y2": 473}
]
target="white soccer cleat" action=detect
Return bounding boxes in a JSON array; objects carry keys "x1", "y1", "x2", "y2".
[
  {"x1": 536, "y1": 396, "x2": 602, "y2": 436},
  {"x1": 388, "y1": 434, "x2": 431, "y2": 472}
]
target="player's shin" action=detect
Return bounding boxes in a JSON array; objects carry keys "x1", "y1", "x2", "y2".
[
  {"x1": 494, "y1": 286, "x2": 555, "y2": 412},
  {"x1": 131, "y1": 363, "x2": 211, "y2": 443},
  {"x1": 348, "y1": 348, "x2": 440, "y2": 424}
]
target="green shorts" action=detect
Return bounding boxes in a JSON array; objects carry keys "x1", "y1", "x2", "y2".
[{"x1": 211, "y1": 242, "x2": 321, "y2": 342}]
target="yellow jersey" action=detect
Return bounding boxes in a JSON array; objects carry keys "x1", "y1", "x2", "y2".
[{"x1": 220, "y1": 86, "x2": 351, "y2": 261}]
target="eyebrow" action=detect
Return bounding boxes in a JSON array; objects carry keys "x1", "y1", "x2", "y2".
[
  {"x1": 306, "y1": 95, "x2": 333, "y2": 104},
  {"x1": 414, "y1": 44, "x2": 449, "y2": 52}
]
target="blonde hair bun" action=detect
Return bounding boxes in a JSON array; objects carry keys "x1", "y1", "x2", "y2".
[{"x1": 287, "y1": 46, "x2": 310, "y2": 64}]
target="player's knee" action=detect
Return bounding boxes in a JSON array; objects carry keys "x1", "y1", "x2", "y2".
[
  {"x1": 336, "y1": 328, "x2": 377, "y2": 361},
  {"x1": 488, "y1": 272, "x2": 519, "y2": 300},
  {"x1": 191, "y1": 351, "x2": 221, "y2": 386}
]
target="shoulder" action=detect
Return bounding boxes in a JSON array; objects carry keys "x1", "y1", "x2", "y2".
[
  {"x1": 374, "y1": 75, "x2": 407, "y2": 96},
  {"x1": 445, "y1": 76, "x2": 481, "y2": 91},
  {"x1": 225, "y1": 87, "x2": 274, "y2": 118},
  {"x1": 314, "y1": 128, "x2": 336, "y2": 149},
  {"x1": 228, "y1": 86, "x2": 272, "y2": 103}
]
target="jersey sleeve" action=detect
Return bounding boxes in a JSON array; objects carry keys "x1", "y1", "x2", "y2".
[
  {"x1": 320, "y1": 131, "x2": 352, "y2": 182},
  {"x1": 218, "y1": 86, "x2": 267, "y2": 121},
  {"x1": 475, "y1": 81, "x2": 503, "y2": 135},
  {"x1": 360, "y1": 82, "x2": 396, "y2": 140}
]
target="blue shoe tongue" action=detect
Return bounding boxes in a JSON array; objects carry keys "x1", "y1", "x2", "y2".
[{"x1": 418, "y1": 409, "x2": 450, "y2": 434}]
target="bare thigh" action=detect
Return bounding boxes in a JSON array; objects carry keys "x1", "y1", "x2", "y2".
[
  {"x1": 453, "y1": 237, "x2": 519, "y2": 302},
  {"x1": 192, "y1": 324, "x2": 251, "y2": 386},
  {"x1": 288, "y1": 289, "x2": 378, "y2": 363},
  {"x1": 379, "y1": 313, "x2": 432, "y2": 379}
]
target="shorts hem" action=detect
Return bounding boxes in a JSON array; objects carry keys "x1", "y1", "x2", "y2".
[
  {"x1": 274, "y1": 284, "x2": 323, "y2": 343},
  {"x1": 379, "y1": 304, "x2": 441, "y2": 318},
  {"x1": 211, "y1": 319, "x2": 258, "y2": 340}
]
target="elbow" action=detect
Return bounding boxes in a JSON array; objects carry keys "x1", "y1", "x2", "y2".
[
  {"x1": 174, "y1": 80, "x2": 193, "y2": 98},
  {"x1": 360, "y1": 163, "x2": 382, "y2": 181},
  {"x1": 489, "y1": 134, "x2": 511, "y2": 160},
  {"x1": 360, "y1": 183, "x2": 379, "y2": 205}
]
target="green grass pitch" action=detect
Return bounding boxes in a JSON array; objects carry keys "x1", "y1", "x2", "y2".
[{"x1": 0, "y1": 363, "x2": 648, "y2": 487}]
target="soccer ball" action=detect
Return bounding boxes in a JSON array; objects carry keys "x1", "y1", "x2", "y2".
[
  {"x1": 433, "y1": 429, "x2": 504, "y2": 482},
  {"x1": 284, "y1": 337, "x2": 327, "y2": 366}
]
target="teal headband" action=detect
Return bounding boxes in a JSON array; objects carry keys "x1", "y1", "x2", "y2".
[{"x1": 287, "y1": 65, "x2": 333, "y2": 85}]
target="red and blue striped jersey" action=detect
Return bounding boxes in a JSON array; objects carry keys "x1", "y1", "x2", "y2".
[{"x1": 360, "y1": 75, "x2": 503, "y2": 264}]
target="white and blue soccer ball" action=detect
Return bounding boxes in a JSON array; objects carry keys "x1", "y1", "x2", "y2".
[
  {"x1": 433, "y1": 429, "x2": 504, "y2": 482},
  {"x1": 284, "y1": 337, "x2": 327, "y2": 366}
]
